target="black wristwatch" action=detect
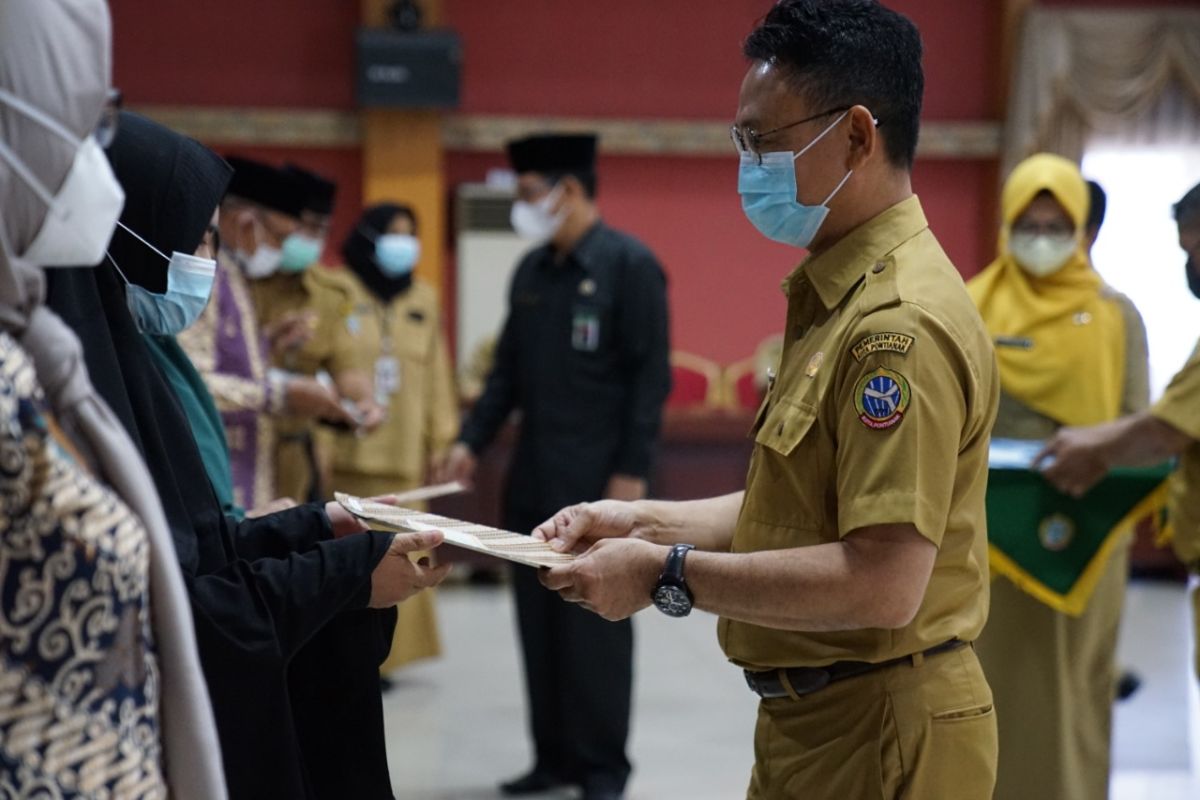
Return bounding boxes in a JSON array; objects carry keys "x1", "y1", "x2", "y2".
[{"x1": 652, "y1": 544, "x2": 696, "y2": 617}]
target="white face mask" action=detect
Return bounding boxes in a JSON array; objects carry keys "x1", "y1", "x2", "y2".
[
  {"x1": 510, "y1": 185, "x2": 566, "y2": 242},
  {"x1": 235, "y1": 214, "x2": 284, "y2": 278},
  {"x1": 1010, "y1": 231, "x2": 1078, "y2": 278},
  {"x1": 0, "y1": 87, "x2": 126, "y2": 268}
]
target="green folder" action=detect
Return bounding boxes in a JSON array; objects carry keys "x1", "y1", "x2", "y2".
[{"x1": 986, "y1": 438, "x2": 1171, "y2": 616}]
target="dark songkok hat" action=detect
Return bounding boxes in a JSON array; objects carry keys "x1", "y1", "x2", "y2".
[
  {"x1": 506, "y1": 133, "x2": 598, "y2": 175},
  {"x1": 284, "y1": 163, "x2": 338, "y2": 216},
  {"x1": 224, "y1": 155, "x2": 306, "y2": 219}
]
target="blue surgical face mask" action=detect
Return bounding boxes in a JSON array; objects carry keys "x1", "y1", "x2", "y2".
[
  {"x1": 279, "y1": 233, "x2": 323, "y2": 273},
  {"x1": 109, "y1": 221, "x2": 217, "y2": 336},
  {"x1": 374, "y1": 233, "x2": 420, "y2": 277},
  {"x1": 738, "y1": 110, "x2": 853, "y2": 248}
]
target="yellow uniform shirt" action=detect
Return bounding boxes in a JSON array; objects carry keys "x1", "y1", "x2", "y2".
[
  {"x1": 251, "y1": 266, "x2": 371, "y2": 389},
  {"x1": 719, "y1": 196, "x2": 1000, "y2": 670},
  {"x1": 1152, "y1": 338, "x2": 1200, "y2": 566},
  {"x1": 330, "y1": 277, "x2": 459, "y2": 482}
]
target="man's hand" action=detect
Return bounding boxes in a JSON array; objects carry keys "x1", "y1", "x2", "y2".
[
  {"x1": 532, "y1": 500, "x2": 651, "y2": 553},
  {"x1": 246, "y1": 497, "x2": 297, "y2": 518},
  {"x1": 1034, "y1": 426, "x2": 1112, "y2": 498},
  {"x1": 369, "y1": 531, "x2": 452, "y2": 608},
  {"x1": 285, "y1": 376, "x2": 354, "y2": 423},
  {"x1": 266, "y1": 310, "x2": 316, "y2": 356},
  {"x1": 435, "y1": 442, "x2": 477, "y2": 487},
  {"x1": 539, "y1": 538, "x2": 667, "y2": 621},
  {"x1": 604, "y1": 473, "x2": 647, "y2": 502}
]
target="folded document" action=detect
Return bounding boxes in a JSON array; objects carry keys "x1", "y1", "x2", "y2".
[{"x1": 335, "y1": 493, "x2": 576, "y2": 569}]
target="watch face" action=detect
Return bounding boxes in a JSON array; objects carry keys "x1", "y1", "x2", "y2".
[{"x1": 654, "y1": 585, "x2": 692, "y2": 618}]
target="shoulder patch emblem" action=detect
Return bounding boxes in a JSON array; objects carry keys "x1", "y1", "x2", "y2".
[
  {"x1": 853, "y1": 367, "x2": 911, "y2": 430},
  {"x1": 851, "y1": 332, "x2": 914, "y2": 362}
]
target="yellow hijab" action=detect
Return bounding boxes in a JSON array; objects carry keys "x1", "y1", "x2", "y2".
[{"x1": 967, "y1": 153, "x2": 1126, "y2": 426}]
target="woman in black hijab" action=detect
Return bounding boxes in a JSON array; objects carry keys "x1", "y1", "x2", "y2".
[{"x1": 45, "y1": 112, "x2": 448, "y2": 800}]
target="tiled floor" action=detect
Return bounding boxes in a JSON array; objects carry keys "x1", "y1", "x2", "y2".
[{"x1": 383, "y1": 578, "x2": 1200, "y2": 799}]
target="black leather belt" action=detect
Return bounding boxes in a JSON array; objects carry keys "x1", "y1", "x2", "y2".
[{"x1": 743, "y1": 639, "x2": 966, "y2": 700}]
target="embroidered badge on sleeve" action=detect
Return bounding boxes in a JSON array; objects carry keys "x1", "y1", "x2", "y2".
[
  {"x1": 853, "y1": 367, "x2": 911, "y2": 430},
  {"x1": 851, "y1": 332, "x2": 914, "y2": 362}
]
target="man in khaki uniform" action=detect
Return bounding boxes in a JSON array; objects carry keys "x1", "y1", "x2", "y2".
[
  {"x1": 248, "y1": 165, "x2": 377, "y2": 501},
  {"x1": 533, "y1": 2, "x2": 1000, "y2": 797},
  {"x1": 1041, "y1": 180, "x2": 1200, "y2": 677}
]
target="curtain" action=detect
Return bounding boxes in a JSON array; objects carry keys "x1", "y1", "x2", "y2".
[{"x1": 1004, "y1": 8, "x2": 1200, "y2": 174}]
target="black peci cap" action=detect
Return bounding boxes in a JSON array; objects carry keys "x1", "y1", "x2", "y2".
[
  {"x1": 506, "y1": 133, "x2": 598, "y2": 175},
  {"x1": 283, "y1": 163, "x2": 338, "y2": 216},
  {"x1": 224, "y1": 155, "x2": 307, "y2": 219}
]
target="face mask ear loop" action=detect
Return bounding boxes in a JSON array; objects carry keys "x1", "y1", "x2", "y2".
[
  {"x1": 115, "y1": 220, "x2": 171, "y2": 263},
  {"x1": 822, "y1": 169, "x2": 854, "y2": 205},
  {"x1": 0, "y1": 88, "x2": 83, "y2": 146},
  {"x1": 105, "y1": 252, "x2": 134, "y2": 286},
  {"x1": 791, "y1": 110, "x2": 851, "y2": 163},
  {"x1": 0, "y1": 138, "x2": 62, "y2": 214}
]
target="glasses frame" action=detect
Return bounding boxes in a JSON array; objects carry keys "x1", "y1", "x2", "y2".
[
  {"x1": 95, "y1": 89, "x2": 122, "y2": 149},
  {"x1": 730, "y1": 106, "x2": 851, "y2": 165}
]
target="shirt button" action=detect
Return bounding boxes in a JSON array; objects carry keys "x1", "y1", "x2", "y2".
[{"x1": 872, "y1": 261, "x2": 887, "y2": 274}]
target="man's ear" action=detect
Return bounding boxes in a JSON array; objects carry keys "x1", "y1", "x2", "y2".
[
  {"x1": 234, "y1": 209, "x2": 258, "y2": 255},
  {"x1": 845, "y1": 104, "x2": 879, "y2": 172}
]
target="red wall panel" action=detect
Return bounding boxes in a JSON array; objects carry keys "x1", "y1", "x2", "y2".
[
  {"x1": 443, "y1": 0, "x2": 997, "y2": 121},
  {"x1": 111, "y1": 0, "x2": 359, "y2": 108}
]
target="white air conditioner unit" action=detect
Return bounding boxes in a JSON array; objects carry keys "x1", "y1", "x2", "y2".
[{"x1": 453, "y1": 183, "x2": 532, "y2": 369}]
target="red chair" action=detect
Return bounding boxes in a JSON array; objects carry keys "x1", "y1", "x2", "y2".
[
  {"x1": 720, "y1": 334, "x2": 784, "y2": 410},
  {"x1": 667, "y1": 352, "x2": 722, "y2": 409}
]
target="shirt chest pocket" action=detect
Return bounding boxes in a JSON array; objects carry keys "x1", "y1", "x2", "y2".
[
  {"x1": 394, "y1": 312, "x2": 434, "y2": 365},
  {"x1": 744, "y1": 395, "x2": 829, "y2": 531}
]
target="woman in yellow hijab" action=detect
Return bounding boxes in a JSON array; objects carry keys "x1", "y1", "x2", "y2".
[{"x1": 970, "y1": 154, "x2": 1149, "y2": 800}]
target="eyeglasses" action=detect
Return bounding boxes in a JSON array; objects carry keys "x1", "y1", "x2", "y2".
[
  {"x1": 95, "y1": 89, "x2": 122, "y2": 149},
  {"x1": 730, "y1": 106, "x2": 850, "y2": 165}
]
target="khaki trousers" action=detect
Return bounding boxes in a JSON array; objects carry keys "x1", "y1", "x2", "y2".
[
  {"x1": 746, "y1": 645, "x2": 996, "y2": 800},
  {"x1": 331, "y1": 471, "x2": 442, "y2": 672},
  {"x1": 975, "y1": 542, "x2": 1129, "y2": 800}
]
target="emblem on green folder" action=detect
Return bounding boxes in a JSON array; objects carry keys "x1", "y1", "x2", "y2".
[{"x1": 1038, "y1": 513, "x2": 1076, "y2": 552}]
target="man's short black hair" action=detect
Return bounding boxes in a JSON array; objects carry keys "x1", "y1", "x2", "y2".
[
  {"x1": 743, "y1": 0, "x2": 924, "y2": 170},
  {"x1": 1086, "y1": 180, "x2": 1106, "y2": 232},
  {"x1": 1175, "y1": 182, "x2": 1200, "y2": 226}
]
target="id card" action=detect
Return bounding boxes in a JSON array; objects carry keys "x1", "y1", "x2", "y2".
[
  {"x1": 571, "y1": 308, "x2": 601, "y2": 352},
  {"x1": 375, "y1": 356, "x2": 401, "y2": 406}
]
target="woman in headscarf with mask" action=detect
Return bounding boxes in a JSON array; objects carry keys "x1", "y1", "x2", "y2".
[
  {"x1": 45, "y1": 110, "x2": 451, "y2": 800},
  {"x1": 968, "y1": 153, "x2": 1149, "y2": 800},
  {"x1": 0, "y1": 1, "x2": 224, "y2": 797},
  {"x1": 331, "y1": 204, "x2": 459, "y2": 674}
]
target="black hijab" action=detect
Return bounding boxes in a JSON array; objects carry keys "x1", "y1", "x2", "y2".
[
  {"x1": 341, "y1": 202, "x2": 415, "y2": 301},
  {"x1": 44, "y1": 112, "x2": 232, "y2": 572},
  {"x1": 107, "y1": 113, "x2": 230, "y2": 292}
]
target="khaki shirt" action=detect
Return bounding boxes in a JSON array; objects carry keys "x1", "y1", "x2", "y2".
[
  {"x1": 718, "y1": 197, "x2": 1000, "y2": 670},
  {"x1": 330, "y1": 277, "x2": 459, "y2": 481},
  {"x1": 251, "y1": 266, "x2": 371, "y2": 438},
  {"x1": 1152, "y1": 338, "x2": 1200, "y2": 565}
]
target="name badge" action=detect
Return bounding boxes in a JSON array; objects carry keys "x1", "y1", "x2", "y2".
[
  {"x1": 375, "y1": 356, "x2": 401, "y2": 406},
  {"x1": 571, "y1": 308, "x2": 601, "y2": 352}
]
